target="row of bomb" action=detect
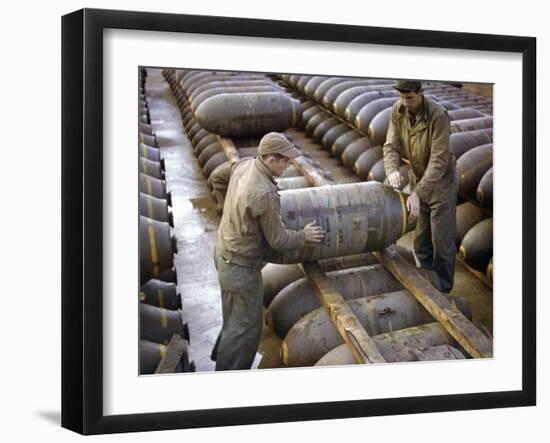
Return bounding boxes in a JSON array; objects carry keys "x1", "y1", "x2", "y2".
[
  {"x1": 160, "y1": 69, "x2": 329, "y2": 192},
  {"x1": 155, "y1": 69, "x2": 490, "y2": 368},
  {"x1": 137, "y1": 68, "x2": 194, "y2": 374},
  {"x1": 276, "y1": 75, "x2": 493, "y2": 284}
]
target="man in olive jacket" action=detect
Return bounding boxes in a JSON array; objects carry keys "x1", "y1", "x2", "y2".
[
  {"x1": 383, "y1": 80, "x2": 457, "y2": 292},
  {"x1": 209, "y1": 132, "x2": 324, "y2": 370}
]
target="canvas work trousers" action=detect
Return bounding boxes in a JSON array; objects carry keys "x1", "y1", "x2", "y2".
[
  {"x1": 413, "y1": 176, "x2": 458, "y2": 293},
  {"x1": 212, "y1": 252, "x2": 263, "y2": 371}
]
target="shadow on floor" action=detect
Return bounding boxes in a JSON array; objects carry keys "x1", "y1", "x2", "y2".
[{"x1": 36, "y1": 410, "x2": 60, "y2": 426}]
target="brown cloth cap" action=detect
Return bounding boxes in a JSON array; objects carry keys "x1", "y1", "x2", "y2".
[
  {"x1": 258, "y1": 132, "x2": 301, "y2": 159},
  {"x1": 392, "y1": 80, "x2": 422, "y2": 93}
]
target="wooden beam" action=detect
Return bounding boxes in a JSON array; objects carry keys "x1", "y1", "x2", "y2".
[
  {"x1": 291, "y1": 156, "x2": 333, "y2": 187},
  {"x1": 218, "y1": 136, "x2": 240, "y2": 164},
  {"x1": 155, "y1": 334, "x2": 188, "y2": 374},
  {"x1": 457, "y1": 256, "x2": 493, "y2": 289},
  {"x1": 300, "y1": 262, "x2": 386, "y2": 364},
  {"x1": 375, "y1": 245, "x2": 493, "y2": 358}
]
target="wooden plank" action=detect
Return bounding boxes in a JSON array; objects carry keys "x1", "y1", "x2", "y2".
[
  {"x1": 375, "y1": 245, "x2": 493, "y2": 358},
  {"x1": 155, "y1": 334, "x2": 188, "y2": 373},
  {"x1": 218, "y1": 136, "x2": 240, "y2": 163},
  {"x1": 457, "y1": 255, "x2": 493, "y2": 289},
  {"x1": 300, "y1": 262, "x2": 386, "y2": 364},
  {"x1": 291, "y1": 156, "x2": 333, "y2": 187}
]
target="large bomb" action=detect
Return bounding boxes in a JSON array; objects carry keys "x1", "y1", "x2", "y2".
[
  {"x1": 315, "y1": 323, "x2": 460, "y2": 366},
  {"x1": 265, "y1": 182, "x2": 414, "y2": 264},
  {"x1": 266, "y1": 265, "x2": 402, "y2": 338},
  {"x1": 261, "y1": 253, "x2": 380, "y2": 308},
  {"x1": 456, "y1": 202, "x2": 488, "y2": 248},
  {"x1": 476, "y1": 167, "x2": 493, "y2": 211},
  {"x1": 341, "y1": 138, "x2": 373, "y2": 170},
  {"x1": 139, "y1": 216, "x2": 177, "y2": 284},
  {"x1": 281, "y1": 290, "x2": 436, "y2": 366},
  {"x1": 139, "y1": 303, "x2": 189, "y2": 345},
  {"x1": 283, "y1": 291, "x2": 470, "y2": 367},
  {"x1": 459, "y1": 218, "x2": 493, "y2": 272},
  {"x1": 140, "y1": 279, "x2": 181, "y2": 310},
  {"x1": 195, "y1": 92, "x2": 301, "y2": 137},
  {"x1": 457, "y1": 143, "x2": 493, "y2": 201}
]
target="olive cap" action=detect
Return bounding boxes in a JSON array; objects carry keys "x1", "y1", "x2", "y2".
[
  {"x1": 258, "y1": 132, "x2": 300, "y2": 159},
  {"x1": 392, "y1": 80, "x2": 422, "y2": 93}
]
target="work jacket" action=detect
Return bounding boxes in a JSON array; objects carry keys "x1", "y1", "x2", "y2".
[
  {"x1": 383, "y1": 96, "x2": 456, "y2": 204},
  {"x1": 211, "y1": 158, "x2": 305, "y2": 268}
]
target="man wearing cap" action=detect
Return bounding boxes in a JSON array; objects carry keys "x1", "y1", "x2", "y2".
[
  {"x1": 209, "y1": 131, "x2": 325, "y2": 370},
  {"x1": 383, "y1": 80, "x2": 457, "y2": 292}
]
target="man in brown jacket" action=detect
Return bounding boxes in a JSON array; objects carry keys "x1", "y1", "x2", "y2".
[
  {"x1": 383, "y1": 80, "x2": 457, "y2": 292},
  {"x1": 209, "y1": 132, "x2": 325, "y2": 370}
]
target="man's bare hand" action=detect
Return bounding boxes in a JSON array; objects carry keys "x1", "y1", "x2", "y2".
[
  {"x1": 406, "y1": 192, "x2": 420, "y2": 224},
  {"x1": 303, "y1": 221, "x2": 325, "y2": 243},
  {"x1": 387, "y1": 170, "x2": 402, "y2": 189},
  {"x1": 214, "y1": 191, "x2": 225, "y2": 216}
]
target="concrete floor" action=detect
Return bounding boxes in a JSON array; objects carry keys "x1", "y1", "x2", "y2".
[{"x1": 144, "y1": 68, "x2": 493, "y2": 372}]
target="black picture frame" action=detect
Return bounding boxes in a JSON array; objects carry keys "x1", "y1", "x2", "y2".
[{"x1": 61, "y1": 8, "x2": 536, "y2": 435}]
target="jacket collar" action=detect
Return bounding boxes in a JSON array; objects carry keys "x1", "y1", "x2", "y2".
[
  {"x1": 398, "y1": 95, "x2": 430, "y2": 122},
  {"x1": 254, "y1": 157, "x2": 277, "y2": 186},
  {"x1": 398, "y1": 96, "x2": 432, "y2": 135}
]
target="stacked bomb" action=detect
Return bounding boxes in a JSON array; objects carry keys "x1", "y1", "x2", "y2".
[
  {"x1": 261, "y1": 248, "x2": 472, "y2": 367},
  {"x1": 159, "y1": 70, "x2": 483, "y2": 367},
  {"x1": 139, "y1": 70, "x2": 177, "y2": 283},
  {"x1": 278, "y1": 75, "x2": 494, "y2": 284},
  {"x1": 162, "y1": 69, "x2": 263, "y2": 177},
  {"x1": 456, "y1": 204, "x2": 493, "y2": 283},
  {"x1": 139, "y1": 72, "x2": 174, "y2": 225},
  {"x1": 139, "y1": 280, "x2": 193, "y2": 374},
  {"x1": 257, "y1": 174, "x2": 476, "y2": 367},
  {"x1": 278, "y1": 75, "x2": 492, "y2": 188},
  {"x1": 160, "y1": 69, "x2": 328, "y2": 369},
  {"x1": 455, "y1": 140, "x2": 493, "y2": 283},
  {"x1": 138, "y1": 68, "x2": 193, "y2": 374},
  {"x1": 161, "y1": 69, "x2": 326, "y2": 191},
  {"x1": 257, "y1": 181, "x2": 473, "y2": 367}
]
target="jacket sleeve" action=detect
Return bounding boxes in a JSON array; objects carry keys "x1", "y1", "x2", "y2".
[
  {"x1": 415, "y1": 112, "x2": 452, "y2": 202},
  {"x1": 208, "y1": 161, "x2": 237, "y2": 210},
  {"x1": 383, "y1": 106, "x2": 403, "y2": 177},
  {"x1": 250, "y1": 192, "x2": 306, "y2": 251}
]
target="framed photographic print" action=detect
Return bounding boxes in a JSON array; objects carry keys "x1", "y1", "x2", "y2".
[{"x1": 61, "y1": 8, "x2": 536, "y2": 435}]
